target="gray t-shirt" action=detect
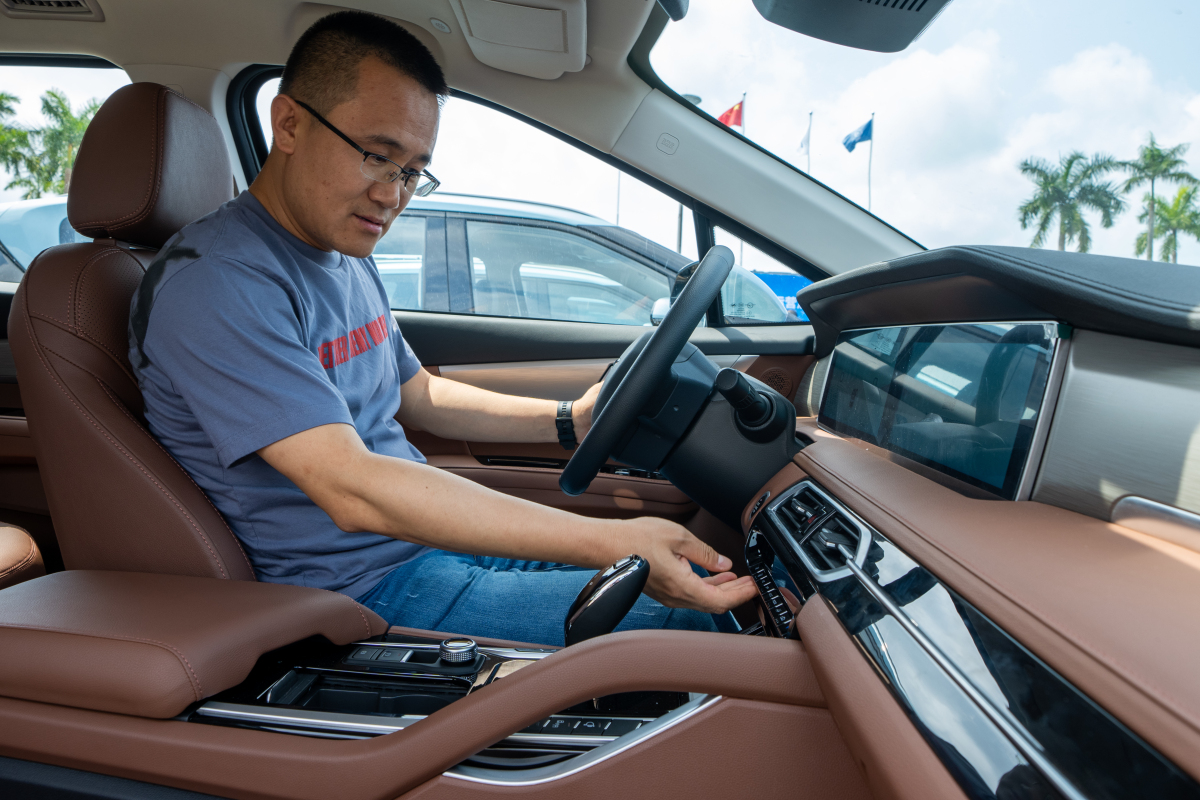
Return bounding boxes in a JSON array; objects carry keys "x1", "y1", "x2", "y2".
[{"x1": 129, "y1": 191, "x2": 430, "y2": 597}]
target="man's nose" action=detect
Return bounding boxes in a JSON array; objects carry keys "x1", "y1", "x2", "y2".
[{"x1": 369, "y1": 177, "x2": 404, "y2": 210}]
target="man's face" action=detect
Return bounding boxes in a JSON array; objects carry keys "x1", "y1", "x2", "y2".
[{"x1": 277, "y1": 57, "x2": 440, "y2": 258}]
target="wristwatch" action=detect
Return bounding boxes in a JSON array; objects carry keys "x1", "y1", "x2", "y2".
[{"x1": 556, "y1": 400, "x2": 577, "y2": 451}]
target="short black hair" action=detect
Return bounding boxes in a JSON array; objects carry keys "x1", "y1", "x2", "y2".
[{"x1": 279, "y1": 10, "x2": 449, "y2": 114}]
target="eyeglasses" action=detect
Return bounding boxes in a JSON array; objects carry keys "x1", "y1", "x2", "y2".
[{"x1": 292, "y1": 98, "x2": 440, "y2": 197}]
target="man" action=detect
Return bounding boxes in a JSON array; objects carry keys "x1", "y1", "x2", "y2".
[{"x1": 129, "y1": 10, "x2": 755, "y2": 645}]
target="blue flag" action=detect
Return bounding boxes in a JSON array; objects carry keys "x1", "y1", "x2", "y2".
[{"x1": 843, "y1": 118, "x2": 873, "y2": 152}]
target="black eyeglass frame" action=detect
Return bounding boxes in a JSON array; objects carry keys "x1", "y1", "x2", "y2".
[{"x1": 292, "y1": 98, "x2": 439, "y2": 196}]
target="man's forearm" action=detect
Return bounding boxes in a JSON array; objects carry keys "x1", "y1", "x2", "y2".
[
  {"x1": 401, "y1": 370, "x2": 560, "y2": 442},
  {"x1": 266, "y1": 423, "x2": 625, "y2": 566},
  {"x1": 259, "y1": 423, "x2": 757, "y2": 613}
]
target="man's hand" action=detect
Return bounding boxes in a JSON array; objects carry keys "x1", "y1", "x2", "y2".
[
  {"x1": 614, "y1": 517, "x2": 757, "y2": 614},
  {"x1": 572, "y1": 381, "x2": 602, "y2": 439}
]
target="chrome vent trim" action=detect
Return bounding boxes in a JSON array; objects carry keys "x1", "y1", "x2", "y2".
[{"x1": 764, "y1": 480, "x2": 871, "y2": 581}]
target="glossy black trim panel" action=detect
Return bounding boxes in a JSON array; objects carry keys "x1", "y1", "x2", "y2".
[
  {"x1": 755, "y1": 478, "x2": 1200, "y2": 800},
  {"x1": 0, "y1": 755, "x2": 220, "y2": 799}
]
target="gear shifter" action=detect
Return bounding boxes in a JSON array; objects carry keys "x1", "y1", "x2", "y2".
[{"x1": 564, "y1": 555, "x2": 649, "y2": 646}]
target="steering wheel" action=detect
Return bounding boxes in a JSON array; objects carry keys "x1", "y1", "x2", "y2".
[{"x1": 559, "y1": 245, "x2": 735, "y2": 496}]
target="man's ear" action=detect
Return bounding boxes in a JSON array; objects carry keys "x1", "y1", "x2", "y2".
[{"x1": 271, "y1": 94, "x2": 302, "y2": 156}]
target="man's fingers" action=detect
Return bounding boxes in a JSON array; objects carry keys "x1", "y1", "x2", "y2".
[
  {"x1": 677, "y1": 535, "x2": 732, "y2": 574},
  {"x1": 687, "y1": 574, "x2": 757, "y2": 613},
  {"x1": 701, "y1": 571, "x2": 740, "y2": 586}
]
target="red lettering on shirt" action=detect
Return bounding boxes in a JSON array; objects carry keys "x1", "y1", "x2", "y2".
[
  {"x1": 348, "y1": 327, "x2": 371, "y2": 357},
  {"x1": 365, "y1": 314, "x2": 389, "y2": 346},
  {"x1": 316, "y1": 314, "x2": 393, "y2": 369}
]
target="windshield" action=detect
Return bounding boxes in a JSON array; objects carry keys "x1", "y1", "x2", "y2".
[{"x1": 650, "y1": 1, "x2": 1200, "y2": 266}]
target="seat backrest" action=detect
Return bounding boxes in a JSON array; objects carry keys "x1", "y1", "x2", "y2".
[{"x1": 7, "y1": 83, "x2": 254, "y2": 581}]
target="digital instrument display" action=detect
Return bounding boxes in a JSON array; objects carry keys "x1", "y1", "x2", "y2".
[{"x1": 818, "y1": 323, "x2": 1057, "y2": 499}]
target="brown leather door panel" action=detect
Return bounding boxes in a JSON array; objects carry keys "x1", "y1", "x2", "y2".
[{"x1": 429, "y1": 455, "x2": 695, "y2": 521}]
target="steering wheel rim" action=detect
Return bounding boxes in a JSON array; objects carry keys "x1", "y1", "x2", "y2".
[{"x1": 559, "y1": 245, "x2": 736, "y2": 496}]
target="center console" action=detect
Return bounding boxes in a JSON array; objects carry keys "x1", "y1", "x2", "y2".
[{"x1": 187, "y1": 631, "x2": 706, "y2": 776}]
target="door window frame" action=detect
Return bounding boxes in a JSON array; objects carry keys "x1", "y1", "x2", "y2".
[{"x1": 226, "y1": 65, "x2": 825, "y2": 327}]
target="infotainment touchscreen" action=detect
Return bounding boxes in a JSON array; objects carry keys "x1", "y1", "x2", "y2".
[{"x1": 818, "y1": 323, "x2": 1058, "y2": 499}]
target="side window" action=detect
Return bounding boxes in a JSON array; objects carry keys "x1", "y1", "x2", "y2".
[
  {"x1": 374, "y1": 214, "x2": 427, "y2": 310},
  {"x1": 465, "y1": 221, "x2": 669, "y2": 326},
  {"x1": 0, "y1": 62, "x2": 131, "y2": 273},
  {"x1": 250, "y1": 87, "x2": 814, "y2": 326},
  {"x1": 715, "y1": 227, "x2": 811, "y2": 324}
]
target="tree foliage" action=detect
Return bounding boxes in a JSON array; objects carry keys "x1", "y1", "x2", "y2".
[
  {"x1": 1135, "y1": 186, "x2": 1200, "y2": 264},
  {"x1": 0, "y1": 89, "x2": 100, "y2": 200},
  {"x1": 1018, "y1": 152, "x2": 1125, "y2": 252},
  {"x1": 1119, "y1": 134, "x2": 1197, "y2": 261}
]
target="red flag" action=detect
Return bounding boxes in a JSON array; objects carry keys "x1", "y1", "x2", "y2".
[{"x1": 718, "y1": 100, "x2": 743, "y2": 128}]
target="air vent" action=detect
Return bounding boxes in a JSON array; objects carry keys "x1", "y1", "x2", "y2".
[
  {"x1": 1, "y1": 0, "x2": 103, "y2": 19},
  {"x1": 800, "y1": 514, "x2": 860, "y2": 574},
  {"x1": 859, "y1": 0, "x2": 931, "y2": 11},
  {"x1": 765, "y1": 480, "x2": 872, "y2": 582}
]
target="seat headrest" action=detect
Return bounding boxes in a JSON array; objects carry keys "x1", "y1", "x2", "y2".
[{"x1": 67, "y1": 82, "x2": 234, "y2": 249}]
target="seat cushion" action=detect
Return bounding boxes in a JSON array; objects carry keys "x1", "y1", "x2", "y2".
[{"x1": 0, "y1": 525, "x2": 44, "y2": 590}]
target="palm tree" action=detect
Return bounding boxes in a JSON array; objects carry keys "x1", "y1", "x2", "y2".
[
  {"x1": 1120, "y1": 134, "x2": 1198, "y2": 261},
  {"x1": 0, "y1": 89, "x2": 100, "y2": 199},
  {"x1": 1135, "y1": 186, "x2": 1200, "y2": 263},
  {"x1": 37, "y1": 89, "x2": 99, "y2": 194},
  {"x1": 0, "y1": 91, "x2": 28, "y2": 175},
  {"x1": 1018, "y1": 152, "x2": 1126, "y2": 252}
]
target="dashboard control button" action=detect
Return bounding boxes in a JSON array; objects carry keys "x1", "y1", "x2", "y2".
[{"x1": 439, "y1": 638, "x2": 477, "y2": 663}]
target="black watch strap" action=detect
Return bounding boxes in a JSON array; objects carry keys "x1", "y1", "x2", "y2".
[{"x1": 556, "y1": 400, "x2": 577, "y2": 451}]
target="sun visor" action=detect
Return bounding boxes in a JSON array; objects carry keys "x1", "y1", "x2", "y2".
[
  {"x1": 450, "y1": 0, "x2": 586, "y2": 80},
  {"x1": 752, "y1": 0, "x2": 954, "y2": 53}
]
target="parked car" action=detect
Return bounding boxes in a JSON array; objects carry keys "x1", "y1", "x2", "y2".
[{"x1": 0, "y1": 192, "x2": 795, "y2": 326}]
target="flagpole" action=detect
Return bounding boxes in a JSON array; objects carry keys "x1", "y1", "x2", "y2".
[
  {"x1": 615, "y1": 170, "x2": 621, "y2": 226},
  {"x1": 807, "y1": 111, "x2": 812, "y2": 174},
  {"x1": 867, "y1": 112, "x2": 874, "y2": 212},
  {"x1": 740, "y1": 92, "x2": 747, "y2": 268}
]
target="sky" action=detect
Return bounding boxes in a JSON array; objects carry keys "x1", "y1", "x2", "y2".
[
  {"x1": 651, "y1": 0, "x2": 1200, "y2": 264},
  {"x1": 2, "y1": 0, "x2": 1197, "y2": 268}
]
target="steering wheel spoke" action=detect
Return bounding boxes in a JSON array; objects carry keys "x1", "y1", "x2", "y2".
[{"x1": 559, "y1": 245, "x2": 736, "y2": 496}]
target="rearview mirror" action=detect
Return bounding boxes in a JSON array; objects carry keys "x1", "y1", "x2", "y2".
[{"x1": 750, "y1": 0, "x2": 954, "y2": 53}]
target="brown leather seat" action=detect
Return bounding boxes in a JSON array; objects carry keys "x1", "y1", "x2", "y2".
[
  {"x1": 7, "y1": 83, "x2": 254, "y2": 581},
  {"x1": 0, "y1": 524, "x2": 44, "y2": 590}
]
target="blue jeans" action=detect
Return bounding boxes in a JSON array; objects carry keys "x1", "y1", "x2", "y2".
[{"x1": 356, "y1": 550, "x2": 732, "y2": 646}]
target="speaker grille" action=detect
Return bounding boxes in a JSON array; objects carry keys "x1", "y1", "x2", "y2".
[{"x1": 760, "y1": 368, "x2": 794, "y2": 399}]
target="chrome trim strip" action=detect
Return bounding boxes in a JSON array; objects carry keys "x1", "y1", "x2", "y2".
[
  {"x1": 1112, "y1": 495, "x2": 1200, "y2": 553},
  {"x1": 443, "y1": 696, "x2": 721, "y2": 786},
  {"x1": 196, "y1": 703, "x2": 646, "y2": 748},
  {"x1": 836, "y1": 544, "x2": 1088, "y2": 800},
  {"x1": 1015, "y1": 333, "x2": 1070, "y2": 501},
  {"x1": 352, "y1": 642, "x2": 558, "y2": 661},
  {"x1": 196, "y1": 703, "x2": 425, "y2": 735}
]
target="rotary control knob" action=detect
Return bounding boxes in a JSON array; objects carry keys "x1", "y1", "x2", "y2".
[{"x1": 439, "y1": 638, "x2": 477, "y2": 663}]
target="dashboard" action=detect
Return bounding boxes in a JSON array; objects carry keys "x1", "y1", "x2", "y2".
[{"x1": 734, "y1": 243, "x2": 1200, "y2": 800}]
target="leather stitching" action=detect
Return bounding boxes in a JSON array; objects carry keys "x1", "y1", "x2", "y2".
[
  {"x1": 99, "y1": 381, "x2": 254, "y2": 577},
  {"x1": 28, "y1": 310, "x2": 137, "y2": 386},
  {"x1": 0, "y1": 532, "x2": 36, "y2": 582},
  {"x1": 340, "y1": 594, "x2": 374, "y2": 639},
  {"x1": 21, "y1": 314, "x2": 229, "y2": 579},
  {"x1": 805, "y1": 452, "x2": 1200, "y2": 737},
  {"x1": 2, "y1": 623, "x2": 205, "y2": 700},
  {"x1": 76, "y1": 91, "x2": 161, "y2": 231}
]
